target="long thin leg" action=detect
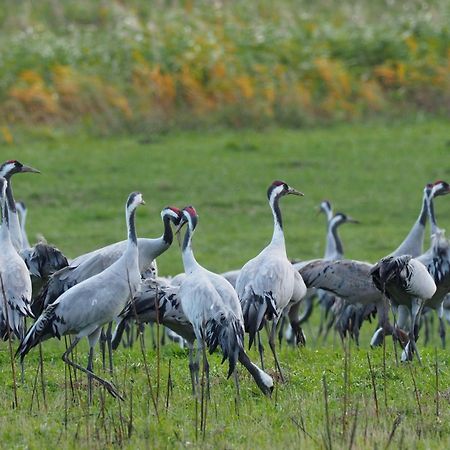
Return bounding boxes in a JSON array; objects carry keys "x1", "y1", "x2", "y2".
[
  {"x1": 87, "y1": 346, "x2": 94, "y2": 404},
  {"x1": 105, "y1": 322, "x2": 113, "y2": 374},
  {"x1": 201, "y1": 342, "x2": 210, "y2": 400},
  {"x1": 188, "y1": 343, "x2": 197, "y2": 396},
  {"x1": 100, "y1": 329, "x2": 107, "y2": 371},
  {"x1": 277, "y1": 316, "x2": 286, "y2": 348},
  {"x1": 438, "y1": 304, "x2": 446, "y2": 349},
  {"x1": 233, "y1": 368, "x2": 240, "y2": 400},
  {"x1": 62, "y1": 336, "x2": 123, "y2": 400},
  {"x1": 402, "y1": 299, "x2": 424, "y2": 363},
  {"x1": 423, "y1": 312, "x2": 431, "y2": 346},
  {"x1": 257, "y1": 331, "x2": 265, "y2": 371},
  {"x1": 268, "y1": 320, "x2": 285, "y2": 382}
]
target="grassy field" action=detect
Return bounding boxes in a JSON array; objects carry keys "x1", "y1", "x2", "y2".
[{"x1": 0, "y1": 118, "x2": 450, "y2": 448}]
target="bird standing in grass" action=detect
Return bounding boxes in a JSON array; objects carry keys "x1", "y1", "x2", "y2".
[
  {"x1": 0, "y1": 177, "x2": 34, "y2": 340},
  {"x1": 236, "y1": 180, "x2": 304, "y2": 380},
  {"x1": 17, "y1": 191, "x2": 145, "y2": 401},
  {"x1": 176, "y1": 206, "x2": 273, "y2": 396},
  {"x1": 36, "y1": 206, "x2": 182, "y2": 313}
]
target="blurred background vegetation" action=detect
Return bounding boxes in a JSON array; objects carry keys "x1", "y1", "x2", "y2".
[{"x1": 0, "y1": 0, "x2": 449, "y2": 138}]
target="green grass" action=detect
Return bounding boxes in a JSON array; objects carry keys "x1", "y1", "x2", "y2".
[{"x1": 1, "y1": 118, "x2": 450, "y2": 448}]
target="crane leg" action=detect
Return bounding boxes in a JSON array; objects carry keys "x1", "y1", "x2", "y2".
[
  {"x1": 288, "y1": 302, "x2": 306, "y2": 346},
  {"x1": 100, "y1": 329, "x2": 107, "y2": 371},
  {"x1": 62, "y1": 336, "x2": 124, "y2": 401},
  {"x1": 268, "y1": 320, "x2": 285, "y2": 383},
  {"x1": 201, "y1": 344, "x2": 210, "y2": 400},
  {"x1": 438, "y1": 306, "x2": 446, "y2": 349},
  {"x1": 233, "y1": 368, "x2": 240, "y2": 401},
  {"x1": 277, "y1": 316, "x2": 285, "y2": 348},
  {"x1": 257, "y1": 331, "x2": 265, "y2": 371},
  {"x1": 423, "y1": 313, "x2": 430, "y2": 346},
  {"x1": 401, "y1": 299, "x2": 424, "y2": 364},
  {"x1": 105, "y1": 322, "x2": 114, "y2": 374},
  {"x1": 87, "y1": 346, "x2": 94, "y2": 404},
  {"x1": 188, "y1": 344, "x2": 198, "y2": 396}
]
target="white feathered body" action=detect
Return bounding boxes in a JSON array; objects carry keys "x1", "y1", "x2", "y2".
[
  {"x1": 33, "y1": 245, "x2": 140, "y2": 340},
  {"x1": 237, "y1": 244, "x2": 298, "y2": 316},
  {"x1": 0, "y1": 222, "x2": 32, "y2": 336}
]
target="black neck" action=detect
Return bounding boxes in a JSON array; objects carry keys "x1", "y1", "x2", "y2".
[
  {"x1": 272, "y1": 194, "x2": 283, "y2": 230},
  {"x1": 5, "y1": 181, "x2": 17, "y2": 214},
  {"x1": 330, "y1": 221, "x2": 343, "y2": 256},
  {"x1": 163, "y1": 216, "x2": 174, "y2": 245},
  {"x1": 182, "y1": 225, "x2": 191, "y2": 252},
  {"x1": 418, "y1": 193, "x2": 428, "y2": 226},
  {"x1": 428, "y1": 196, "x2": 437, "y2": 230},
  {"x1": 128, "y1": 209, "x2": 137, "y2": 245}
]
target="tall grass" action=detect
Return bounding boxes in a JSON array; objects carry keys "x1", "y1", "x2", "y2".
[{"x1": 0, "y1": 0, "x2": 449, "y2": 135}]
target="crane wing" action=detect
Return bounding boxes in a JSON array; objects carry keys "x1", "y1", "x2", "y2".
[{"x1": 299, "y1": 259, "x2": 381, "y2": 305}]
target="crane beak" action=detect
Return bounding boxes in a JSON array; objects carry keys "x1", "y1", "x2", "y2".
[
  {"x1": 346, "y1": 216, "x2": 359, "y2": 224},
  {"x1": 175, "y1": 217, "x2": 188, "y2": 235},
  {"x1": 20, "y1": 165, "x2": 40, "y2": 174},
  {"x1": 288, "y1": 187, "x2": 304, "y2": 196}
]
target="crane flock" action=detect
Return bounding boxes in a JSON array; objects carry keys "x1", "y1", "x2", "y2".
[{"x1": 0, "y1": 159, "x2": 449, "y2": 402}]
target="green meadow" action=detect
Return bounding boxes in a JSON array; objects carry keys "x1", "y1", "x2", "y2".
[{"x1": 0, "y1": 118, "x2": 449, "y2": 448}]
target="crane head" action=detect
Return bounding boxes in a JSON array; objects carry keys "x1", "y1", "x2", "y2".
[
  {"x1": 0, "y1": 160, "x2": 40, "y2": 178},
  {"x1": 317, "y1": 199, "x2": 332, "y2": 218},
  {"x1": 126, "y1": 192, "x2": 145, "y2": 210},
  {"x1": 432, "y1": 180, "x2": 450, "y2": 197},
  {"x1": 175, "y1": 206, "x2": 198, "y2": 235},
  {"x1": 267, "y1": 180, "x2": 304, "y2": 201},
  {"x1": 334, "y1": 212, "x2": 359, "y2": 225},
  {"x1": 161, "y1": 206, "x2": 183, "y2": 225}
]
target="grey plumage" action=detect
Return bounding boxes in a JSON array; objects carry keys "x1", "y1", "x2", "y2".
[
  {"x1": 36, "y1": 206, "x2": 182, "y2": 310},
  {"x1": 20, "y1": 243, "x2": 68, "y2": 316},
  {"x1": 371, "y1": 254, "x2": 436, "y2": 361},
  {"x1": 17, "y1": 192, "x2": 145, "y2": 400},
  {"x1": 0, "y1": 160, "x2": 40, "y2": 251},
  {"x1": 15, "y1": 201, "x2": 30, "y2": 249},
  {"x1": 112, "y1": 277, "x2": 195, "y2": 350},
  {"x1": 236, "y1": 181, "x2": 305, "y2": 377},
  {"x1": 293, "y1": 207, "x2": 359, "y2": 341},
  {"x1": 0, "y1": 177, "x2": 34, "y2": 339},
  {"x1": 176, "y1": 206, "x2": 273, "y2": 395},
  {"x1": 371, "y1": 180, "x2": 450, "y2": 347}
]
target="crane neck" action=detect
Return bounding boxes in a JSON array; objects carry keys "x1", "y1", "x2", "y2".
[
  {"x1": 181, "y1": 225, "x2": 199, "y2": 272},
  {"x1": 0, "y1": 194, "x2": 11, "y2": 241},
  {"x1": 5, "y1": 181, "x2": 17, "y2": 214},
  {"x1": 390, "y1": 187, "x2": 429, "y2": 257},
  {"x1": 427, "y1": 195, "x2": 440, "y2": 236},
  {"x1": 19, "y1": 208, "x2": 30, "y2": 248},
  {"x1": 126, "y1": 207, "x2": 138, "y2": 249},
  {"x1": 162, "y1": 215, "x2": 174, "y2": 245},
  {"x1": 418, "y1": 190, "x2": 428, "y2": 226},
  {"x1": 269, "y1": 193, "x2": 286, "y2": 247},
  {"x1": 325, "y1": 219, "x2": 343, "y2": 259}
]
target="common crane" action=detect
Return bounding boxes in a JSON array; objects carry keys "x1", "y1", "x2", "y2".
[
  {"x1": 34, "y1": 206, "x2": 182, "y2": 314},
  {"x1": 17, "y1": 192, "x2": 146, "y2": 401},
  {"x1": 176, "y1": 206, "x2": 273, "y2": 396},
  {"x1": 0, "y1": 160, "x2": 40, "y2": 251},
  {"x1": 0, "y1": 177, "x2": 34, "y2": 339},
  {"x1": 236, "y1": 180, "x2": 305, "y2": 380}
]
